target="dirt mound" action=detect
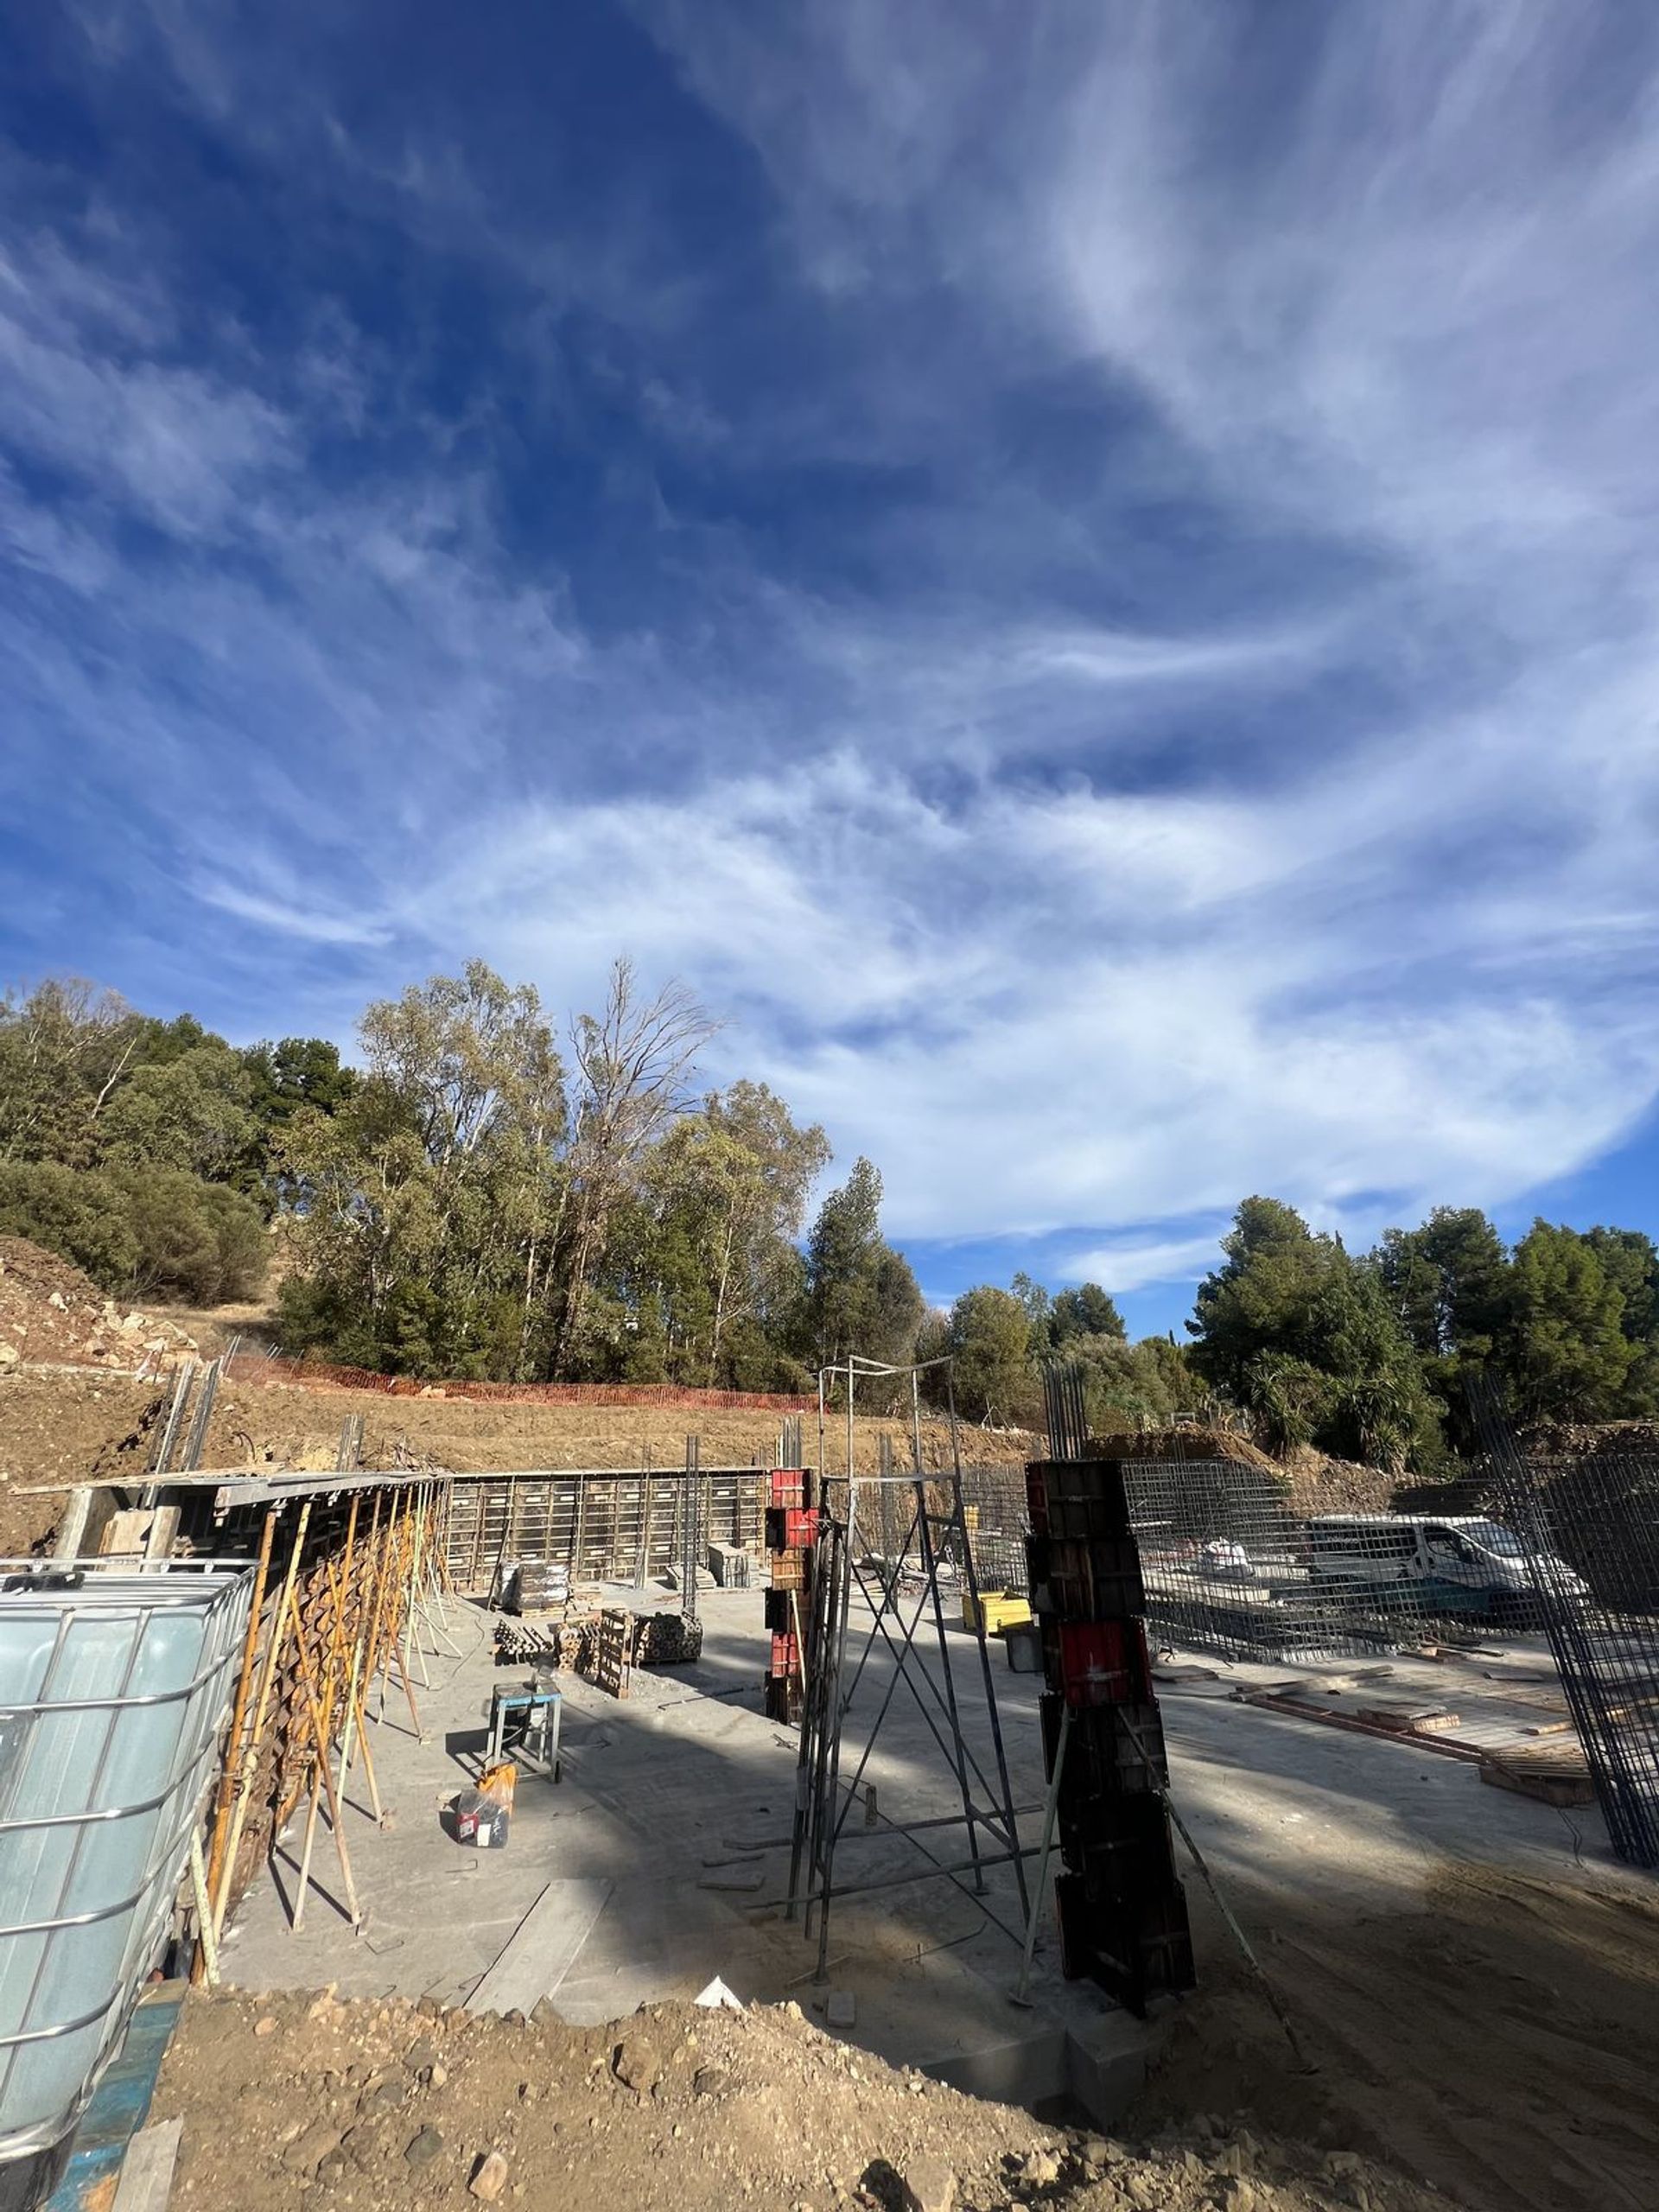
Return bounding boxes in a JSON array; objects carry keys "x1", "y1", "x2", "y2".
[
  {"x1": 1277, "y1": 1446, "x2": 1395, "y2": 1515},
  {"x1": 0, "y1": 1371, "x2": 167, "y2": 1553},
  {"x1": 1093, "y1": 1427, "x2": 1395, "y2": 1515},
  {"x1": 0, "y1": 1236, "x2": 197, "y2": 1373},
  {"x1": 1519, "y1": 1416, "x2": 1659, "y2": 1461},
  {"x1": 1093, "y1": 1423, "x2": 1282, "y2": 1473},
  {"x1": 156, "y1": 1986, "x2": 1450, "y2": 2212},
  {"x1": 1141, "y1": 1850, "x2": 1659, "y2": 2212}
]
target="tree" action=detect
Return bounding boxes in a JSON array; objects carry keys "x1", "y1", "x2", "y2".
[
  {"x1": 1049, "y1": 1281, "x2": 1126, "y2": 1346},
  {"x1": 551, "y1": 960, "x2": 720, "y2": 1376},
  {"x1": 0, "y1": 1160, "x2": 139, "y2": 1287},
  {"x1": 0, "y1": 979, "x2": 137, "y2": 1166},
  {"x1": 98, "y1": 1044, "x2": 257, "y2": 1182},
  {"x1": 644, "y1": 1083, "x2": 829, "y2": 1384},
  {"x1": 0, "y1": 1159, "x2": 265, "y2": 1304},
  {"x1": 1377, "y1": 1208, "x2": 1510, "y2": 1359},
  {"x1": 1189, "y1": 1198, "x2": 1338, "y2": 1399},
  {"x1": 277, "y1": 965, "x2": 567, "y2": 1377},
  {"x1": 1499, "y1": 1221, "x2": 1636, "y2": 1420},
  {"x1": 1191, "y1": 1198, "x2": 1427, "y2": 1469},
  {"x1": 946, "y1": 1285, "x2": 1042, "y2": 1425},
  {"x1": 1580, "y1": 1226, "x2": 1659, "y2": 1411},
  {"x1": 238, "y1": 1037, "x2": 357, "y2": 1201}
]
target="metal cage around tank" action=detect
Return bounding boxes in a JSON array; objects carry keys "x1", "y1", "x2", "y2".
[{"x1": 0, "y1": 1558, "x2": 252, "y2": 2209}]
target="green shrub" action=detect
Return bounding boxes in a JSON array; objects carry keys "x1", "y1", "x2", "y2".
[
  {"x1": 0, "y1": 1160, "x2": 139, "y2": 1289},
  {"x1": 0, "y1": 1159, "x2": 266, "y2": 1305}
]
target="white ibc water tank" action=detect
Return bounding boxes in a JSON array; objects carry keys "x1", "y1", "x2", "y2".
[{"x1": 0, "y1": 1560, "x2": 251, "y2": 2207}]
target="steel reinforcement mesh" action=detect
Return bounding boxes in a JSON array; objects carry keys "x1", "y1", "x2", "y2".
[
  {"x1": 1484, "y1": 1451, "x2": 1659, "y2": 1868},
  {"x1": 1116, "y1": 1455, "x2": 1649, "y2": 1662},
  {"x1": 1116, "y1": 1451, "x2": 1659, "y2": 1869}
]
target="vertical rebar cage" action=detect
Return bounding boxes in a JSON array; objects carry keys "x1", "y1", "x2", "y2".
[
  {"x1": 1486, "y1": 1452, "x2": 1659, "y2": 1869},
  {"x1": 0, "y1": 1560, "x2": 251, "y2": 2196}
]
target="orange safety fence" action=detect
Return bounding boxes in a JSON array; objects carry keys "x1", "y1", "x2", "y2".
[{"x1": 220, "y1": 1348, "x2": 812, "y2": 1413}]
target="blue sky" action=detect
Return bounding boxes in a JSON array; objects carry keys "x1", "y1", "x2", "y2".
[{"x1": 6, "y1": 3, "x2": 1659, "y2": 1336}]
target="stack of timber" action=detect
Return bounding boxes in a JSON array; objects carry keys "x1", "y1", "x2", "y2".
[{"x1": 493, "y1": 1609, "x2": 702, "y2": 1671}]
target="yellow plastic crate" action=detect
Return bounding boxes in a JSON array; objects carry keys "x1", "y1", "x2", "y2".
[{"x1": 961, "y1": 1589, "x2": 1032, "y2": 1636}]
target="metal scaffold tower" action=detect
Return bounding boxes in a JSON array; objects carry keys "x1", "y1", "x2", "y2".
[{"x1": 785, "y1": 1354, "x2": 1031, "y2": 1979}]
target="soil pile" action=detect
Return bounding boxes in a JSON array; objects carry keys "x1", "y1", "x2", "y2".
[
  {"x1": 1276, "y1": 1446, "x2": 1394, "y2": 1516},
  {"x1": 0, "y1": 1236, "x2": 198, "y2": 1372},
  {"x1": 155, "y1": 1986, "x2": 1452, "y2": 2212},
  {"x1": 1093, "y1": 1425, "x2": 1282, "y2": 1474},
  {"x1": 1519, "y1": 1416, "x2": 1659, "y2": 1460},
  {"x1": 0, "y1": 1371, "x2": 166, "y2": 1552},
  {"x1": 1143, "y1": 1851, "x2": 1659, "y2": 2212},
  {"x1": 1093, "y1": 1427, "x2": 1395, "y2": 1516}
]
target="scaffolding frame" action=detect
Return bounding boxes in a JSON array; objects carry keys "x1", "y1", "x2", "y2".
[{"x1": 785, "y1": 1354, "x2": 1030, "y2": 1979}]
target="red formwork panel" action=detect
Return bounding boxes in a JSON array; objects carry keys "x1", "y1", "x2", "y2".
[
  {"x1": 766, "y1": 1503, "x2": 820, "y2": 1551},
  {"x1": 1039, "y1": 1616, "x2": 1153, "y2": 1707}
]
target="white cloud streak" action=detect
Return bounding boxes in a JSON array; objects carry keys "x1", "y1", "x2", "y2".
[{"x1": 9, "y1": 3, "x2": 1659, "y2": 1290}]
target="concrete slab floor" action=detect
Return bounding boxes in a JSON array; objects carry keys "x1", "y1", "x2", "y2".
[
  {"x1": 223, "y1": 1579, "x2": 1631, "y2": 2140},
  {"x1": 219, "y1": 1585, "x2": 1147, "y2": 2120}
]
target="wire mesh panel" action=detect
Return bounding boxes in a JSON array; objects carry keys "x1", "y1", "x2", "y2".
[
  {"x1": 0, "y1": 1560, "x2": 251, "y2": 2199},
  {"x1": 1484, "y1": 1452, "x2": 1659, "y2": 1869},
  {"x1": 958, "y1": 1465, "x2": 1031, "y2": 1590},
  {"x1": 1117, "y1": 1459, "x2": 1597, "y2": 1663}
]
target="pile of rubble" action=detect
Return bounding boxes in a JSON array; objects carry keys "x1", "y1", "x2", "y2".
[
  {"x1": 155, "y1": 1986, "x2": 1455, "y2": 2212},
  {"x1": 0, "y1": 1236, "x2": 197, "y2": 1374}
]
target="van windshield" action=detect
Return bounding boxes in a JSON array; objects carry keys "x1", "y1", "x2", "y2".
[{"x1": 1464, "y1": 1521, "x2": 1526, "y2": 1557}]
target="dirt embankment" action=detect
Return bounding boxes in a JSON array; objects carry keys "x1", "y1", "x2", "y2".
[
  {"x1": 0, "y1": 1236, "x2": 200, "y2": 1370},
  {"x1": 156, "y1": 1986, "x2": 1450, "y2": 2212},
  {"x1": 1141, "y1": 1856, "x2": 1659, "y2": 2212},
  {"x1": 1519, "y1": 1416, "x2": 1659, "y2": 1460},
  {"x1": 1093, "y1": 1425, "x2": 1395, "y2": 1516},
  {"x1": 0, "y1": 1236, "x2": 1032, "y2": 1491},
  {"x1": 0, "y1": 1368, "x2": 1026, "y2": 1551}
]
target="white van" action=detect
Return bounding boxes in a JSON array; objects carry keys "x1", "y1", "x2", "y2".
[{"x1": 1301, "y1": 1513, "x2": 1589, "y2": 1624}]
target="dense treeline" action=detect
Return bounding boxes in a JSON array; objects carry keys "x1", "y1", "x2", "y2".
[
  {"x1": 1185, "y1": 1194, "x2": 1659, "y2": 1471},
  {"x1": 0, "y1": 965, "x2": 921, "y2": 1391},
  {"x1": 5, "y1": 971, "x2": 1657, "y2": 1460},
  {"x1": 0, "y1": 980, "x2": 347, "y2": 1304},
  {"x1": 933, "y1": 1196, "x2": 1659, "y2": 1468}
]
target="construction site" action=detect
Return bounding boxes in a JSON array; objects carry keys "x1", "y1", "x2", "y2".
[{"x1": 3, "y1": 1242, "x2": 1658, "y2": 2212}]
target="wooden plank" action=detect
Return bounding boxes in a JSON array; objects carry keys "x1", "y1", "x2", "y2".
[
  {"x1": 1480, "y1": 1750, "x2": 1596, "y2": 1808},
  {"x1": 592, "y1": 1608, "x2": 634, "y2": 1698},
  {"x1": 111, "y1": 2120, "x2": 181, "y2": 2212},
  {"x1": 1352, "y1": 1703, "x2": 1462, "y2": 1733},
  {"x1": 44, "y1": 1985, "x2": 186, "y2": 2212},
  {"x1": 468, "y1": 1879, "x2": 613, "y2": 2015}
]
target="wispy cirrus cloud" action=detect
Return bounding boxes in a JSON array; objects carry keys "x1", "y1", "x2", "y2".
[{"x1": 5, "y1": 2, "x2": 1659, "y2": 1313}]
